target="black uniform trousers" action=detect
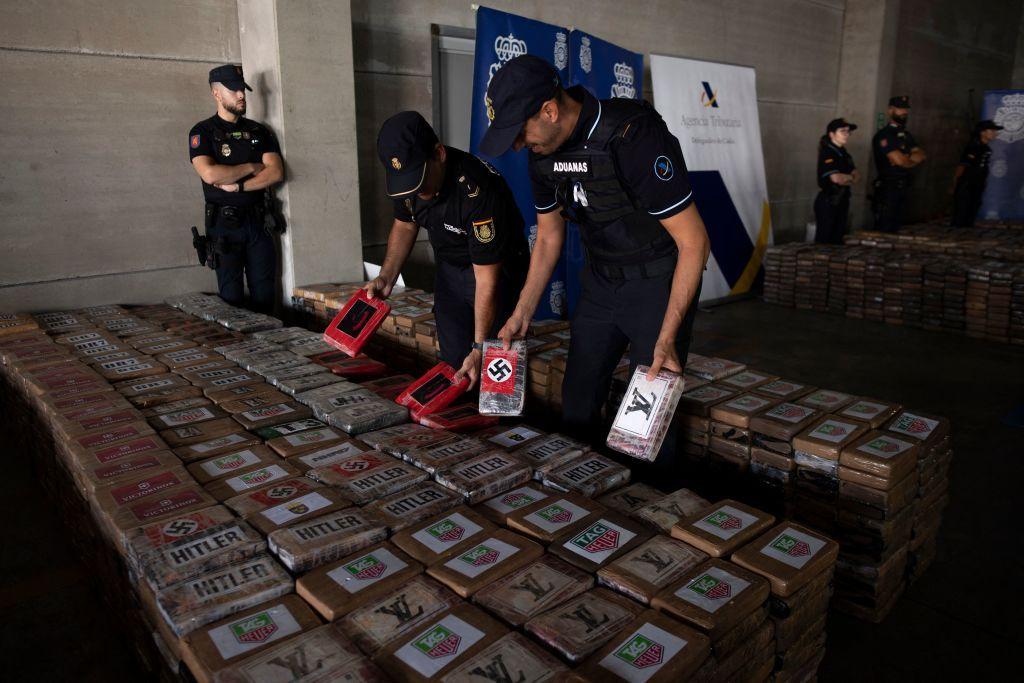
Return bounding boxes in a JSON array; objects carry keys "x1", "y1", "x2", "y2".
[
  {"x1": 814, "y1": 191, "x2": 850, "y2": 244},
  {"x1": 207, "y1": 207, "x2": 276, "y2": 313},
  {"x1": 561, "y1": 263, "x2": 701, "y2": 491},
  {"x1": 952, "y1": 178, "x2": 984, "y2": 228},
  {"x1": 872, "y1": 178, "x2": 907, "y2": 233},
  {"x1": 433, "y1": 259, "x2": 524, "y2": 368}
]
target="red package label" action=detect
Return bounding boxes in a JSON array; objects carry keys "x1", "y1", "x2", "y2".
[
  {"x1": 49, "y1": 382, "x2": 107, "y2": 400},
  {"x1": 130, "y1": 489, "x2": 207, "y2": 521},
  {"x1": 142, "y1": 510, "x2": 223, "y2": 548},
  {"x1": 480, "y1": 348, "x2": 518, "y2": 395},
  {"x1": 327, "y1": 453, "x2": 388, "y2": 478},
  {"x1": 77, "y1": 424, "x2": 145, "y2": 449},
  {"x1": 322, "y1": 290, "x2": 390, "y2": 357},
  {"x1": 94, "y1": 437, "x2": 165, "y2": 463},
  {"x1": 397, "y1": 362, "x2": 469, "y2": 420},
  {"x1": 418, "y1": 404, "x2": 498, "y2": 431},
  {"x1": 109, "y1": 470, "x2": 186, "y2": 506},
  {"x1": 247, "y1": 479, "x2": 318, "y2": 506},
  {"x1": 53, "y1": 392, "x2": 110, "y2": 411},
  {"x1": 92, "y1": 455, "x2": 163, "y2": 480},
  {"x1": 77, "y1": 409, "x2": 137, "y2": 432}
]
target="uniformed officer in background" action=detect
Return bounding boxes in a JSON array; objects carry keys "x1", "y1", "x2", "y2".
[
  {"x1": 366, "y1": 111, "x2": 529, "y2": 387},
  {"x1": 951, "y1": 119, "x2": 1003, "y2": 227},
  {"x1": 814, "y1": 118, "x2": 858, "y2": 244},
  {"x1": 483, "y1": 55, "x2": 710, "y2": 489},
  {"x1": 871, "y1": 95, "x2": 926, "y2": 232},
  {"x1": 189, "y1": 64, "x2": 284, "y2": 313}
]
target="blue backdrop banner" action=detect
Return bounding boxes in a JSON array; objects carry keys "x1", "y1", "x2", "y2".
[{"x1": 980, "y1": 90, "x2": 1024, "y2": 221}]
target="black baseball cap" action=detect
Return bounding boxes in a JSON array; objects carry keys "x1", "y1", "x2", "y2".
[
  {"x1": 377, "y1": 111, "x2": 439, "y2": 197},
  {"x1": 827, "y1": 118, "x2": 858, "y2": 133},
  {"x1": 889, "y1": 95, "x2": 911, "y2": 109},
  {"x1": 975, "y1": 119, "x2": 1004, "y2": 132},
  {"x1": 209, "y1": 64, "x2": 252, "y2": 92},
  {"x1": 480, "y1": 55, "x2": 562, "y2": 157}
]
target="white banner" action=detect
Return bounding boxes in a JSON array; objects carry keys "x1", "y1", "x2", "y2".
[{"x1": 651, "y1": 55, "x2": 773, "y2": 301}]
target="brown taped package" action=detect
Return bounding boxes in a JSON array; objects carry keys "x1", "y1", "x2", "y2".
[
  {"x1": 101, "y1": 485, "x2": 219, "y2": 546},
  {"x1": 719, "y1": 370, "x2": 777, "y2": 391},
  {"x1": 677, "y1": 384, "x2": 738, "y2": 417},
  {"x1": 670, "y1": 500, "x2": 775, "y2": 558},
  {"x1": 361, "y1": 482, "x2": 462, "y2": 532},
  {"x1": 749, "y1": 402, "x2": 821, "y2": 442},
  {"x1": 507, "y1": 492, "x2": 606, "y2": 543},
  {"x1": 439, "y1": 631, "x2": 567, "y2": 682},
  {"x1": 289, "y1": 439, "x2": 373, "y2": 472},
  {"x1": 187, "y1": 446, "x2": 283, "y2": 485},
  {"x1": 472, "y1": 423, "x2": 547, "y2": 451},
  {"x1": 731, "y1": 522, "x2": 839, "y2": 597},
  {"x1": 839, "y1": 430, "x2": 920, "y2": 484},
  {"x1": 79, "y1": 450, "x2": 183, "y2": 494},
  {"x1": 549, "y1": 512, "x2": 652, "y2": 573},
  {"x1": 541, "y1": 453, "x2": 631, "y2": 497},
  {"x1": 631, "y1": 488, "x2": 710, "y2": 533},
  {"x1": 161, "y1": 418, "x2": 248, "y2": 449},
  {"x1": 708, "y1": 392, "x2": 779, "y2": 429},
  {"x1": 309, "y1": 452, "x2": 428, "y2": 504},
  {"x1": 70, "y1": 419, "x2": 156, "y2": 453},
  {"x1": 140, "y1": 396, "x2": 214, "y2": 419},
  {"x1": 792, "y1": 416, "x2": 870, "y2": 460},
  {"x1": 884, "y1": 409, "x2": 950, "y2": 450},
  {"x1": 476, "y1": 483, "x2": 556, "y2": 525},
  {"x1": 597, "y1": 483, "x2": 665, "y2": 515},
  {"x1": 524, "y1": 588, "x2": 644, "y2": 664},
  {"x1": 92, "y1": 467, "x2": 194, "y2": 513},
  {"x1": 218, "y1": 391, "x2": 292, "y2": 415},
  {"x1": 796, "y1": 388, "x2": 854, "y2": 412},
  {"x1": 426, "y1": 529, "x2": 544, "y2": 598},
  {"x1": 266, "y1": 426, "x2": 348, "y2": 457},
  {"x1": 147, "y1": 403, "x2": 229, "y2": 431},
  {"x1": 204, "y1": 381, "x2": 283, "y2": 404},
  {"x1": 838, "y1": 474, "x2": 917, "y2": 518},
  {"x1": 651, "y1": 559, "x2": 769, "y2": 639},
  {"x1": 154, "y1": 347, "x2": 224, "y2": 370},
  {"x1": 124, "y1": 505, "x2": 237, "y2": 574},
  {"x1": 114, "y1": 373, "x2": 192, "y2": 398},
  {"x1": 175, "y1": 433, "x2": 263, "y2": 463},
  {"x1": 837, "y1": 397, "x2": 901, "y2": 428},
  {"x1": 390, "y1": 506, "x2": 496, "y2": 565},
  {"x1": 752, "y1": 379, "x2": 815, "y2": 402},
  {"x1": 56, "y1": 406, "x2": 142, "y2": 438},
  {"x1": 472, "y1": 554, "x2": 594, "y2": 627},
  {"x1": 203, "y1": 462, "x2": 302, "y2": 502},
  {"x1": 141, "y1": 519, "x2": 267, "y2": 592},
  {"x1": 268, "y1": 506, "x2": 388, "y2": 573},
  {"x1": 245, "y1": 488, "x2": 354, "y2": 536},
  {"x1": 435, "y1": 451, "x2": 533, "y2": 504},
  {"x1": 297, "y1": 542, "x2": 424, "y2": 621},
  {"x1": 597, "y1": 535, "x2": 709, "y2": 604},
  {"x1": 232, "y1": 401, "x2": 314, "y2": 431}
]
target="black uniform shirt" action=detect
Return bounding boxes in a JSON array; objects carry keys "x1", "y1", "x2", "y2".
[
  {"x1": 872, "y1": 122, "x2": 917, "y2": 179},
  {"x1": 817, "y1": 141, "x2": 855, "y2": 192},
  {"x1": 189, "y1": 115, "x2": 281, "y2": 207},
  {"x1": 958, "y1": 138, "x2": 992, "y2": 186},
  {"x1": 529, "y1": 86, "x2": 694, "y2": 220},
  {"x1": 393, "y1": 147, "x2": 528, "y2": 267}
]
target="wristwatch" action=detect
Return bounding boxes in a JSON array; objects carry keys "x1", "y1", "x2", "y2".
[
  {"x1": 237, "y1": 180, "x2": 245, "y2": 192},
  {"x1": 471, "y1": 342, "x2": 484, "y2": 351}
]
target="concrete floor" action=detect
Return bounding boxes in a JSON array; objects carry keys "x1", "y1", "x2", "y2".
[{"x1": 2, "y1": 299, "x2": 1020, "y2": 681}]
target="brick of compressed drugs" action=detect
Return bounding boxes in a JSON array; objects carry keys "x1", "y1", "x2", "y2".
[
  {"x1": 417, "y1": 403, "x2": 499, "y2": 431},
  {"x1": 748, "y1": 402, "x2": 821, "y2": 444},
  {"x1": 222, "y1": 478, "x2": 324, "y2": 516},
  {"x1": 524, "y1": 588, "x2": 644, "y2": 664},
  {"x1": 154, "y1": 553, "x2": 294, "y2": 637},
  {"x1": 268, "y1": 507, "x2": 388, "y2": 573},
  {"x1": 79, "y1": 451, "x2": 184, "y2": 493},
  {"x1": 339, "y1": 576, "x2": 462, "y2": 656},
  {"x1": 116, "y1": 371, "x2": 191, "y2": 394},
  {"x1": 670, "y1": 500, "x2": 775, "y2": 558},
  {"x1": 439, "y1": 631, "x2": 566, "y2": 682},
  {"x1": 297, "y1": 543, "x2": 423, "y2": 621},
  {"x1": 155, "y1": 347, "x2": 223, "y2": 370},
  {"x1": 71, "y1": 420, "x2": 155, "y2": 453},
  {"x1": 290, "y1": 440, "x2": 373, "y2": 473},
  {"x1": 396, "y1": 363, "x2": 469, "y2": 420},
  {"x1": 362, "y1": 482, "x2": 462, "y2": 532},
  {"x1": 69, "y1": 434, "x2": 170, "y2": 472},
  {"x1": 838, "y1": 474, "x2": 916, "y2": 517},
  {"x1": 175, "y1": 433, "x2": 263, "y2": 463},
  {"x1": 245, "y1": 488, "x2": 354, "y2": 536},
  {"x1": 836, "y1": 397, "x2": 901, "y2": 428},
  {"x1": 719, "y1": 370, "x2": 777, "y2": 391},
  {"x1": 403, "y1": 437, "x2": 488, "y2": 475},
  {"x1": 308, "y1": 452, "x2": 427, "y2": 504},
  {"x1": 141, "y1": 396, "x2": 215, "y2": 419},
  {"x1": 884, "y1": 409, "x2": 950, "y2": 449},
  {"x1": 685, "y1": 356, "x2": 746, "y2": 382},
  {"x1": 231, "y1": 402, "x2": 314, "y2": 431},
  {"x1": 94, "y1": 355, "x2": 169, "y2": 381},
  {"x1": 753, "y1": 379, "x2": 815, "y2": 402},
  {"x1": 181, "y1": 594, "x2": 322, "y2": 683},
  {"x1": 375, "y1": 604, "x2": 506, "y2": 683},
  {"x1": 125, "y1": 505, "x2": 237, "y2": 572},
  {"x1": 575, "y1": 609, "x2": 712, "y2": 683},
  {"x1": 204, "y1": 382, "x2": 282, "y2": 404},
  {"x1": 471, "y1": 554, "x2": 593, "y2": 627},
  {"x1": 597, "y1": 535, "x2": 709, "y2": 605},
  {"x1": 435, "y1": 451, "x2": 532, "y2": 504},
  {"x1": 473, "y1": 424, "x2": 546, "y2": 451},
  {"x1": 253, "y1": 417, "x2": 326, "y2": 440},
  {"x1": 542, "y1": 453, "x2": 631, "y2": 497},
  {"x1": 141, "y1": 519, "x2": 267, "y2": 592},
  {"x1": 47, "y1": 389, "x2": 126, "y2": 418},
  {"x1": 204, "y1": 462, "x2": 302, "y2": 502},
  {"x1": 839, "y1": 430, "x2": 920, "y2": 484},
  {"x1": 266, "y1": 426, "x2": 348, "y2": 458},
  {"x1": 56, "y1": 407, "x2": 142, "y2": 438},
  {"x1": 93, "y1": 468, "x2": 194, "y2": 512},
  {"x1": 323, "y1": 290, "x2": 390, "y2": 356},
  {"x1": 597, "y1": 483, "x2": 666, "y2": 515},
  {"x1": 606, "y1": 367, "x2": 685, "y2": 462},
  {"x1": 161, "y1": 418, "x2": 248, "y2": 449},
  {"x1": 356, "y1": 422, "x2": 426, "y2": 449},
  {"x1": 631, "y1": 488, "x2": 710, "y2": 533},
  {"x1": 476, "y1": 484, "x2": 555, "y2": 525},
  {"x1": 676, "y1": 383, "x2": 737, "y2": 418},
  {"x1": 797, "y1": 388, "x2": 854, "y2": 412},
  {"x1": 478, "y1": 340, "x2": 527, "y2": 416},
  {"x1": 731, "y1": 522, "x2": 839, "y2": 596},
  {"x1": 708, "y1": 393, "x2": 779, "y2": 429},
  {"x1": 326, "y1": 399, "x2": 409, "y2": 435},
  {"x1": 549, "y1": 513, "x2": 652, "y2": 573},
  {"x1": 391, "y1": 506, "x2": 497, "y2": 565},
  {"x1": 426, "y1": 529, "x2": 544, "y2": 598},
  {"x1": 792, "y1": 416, "x2": 870, "y2": 461},
  {"x1": 218, "y1": 392, "x2": 292, "y2": 415},
  {"x1": 510, "y1": 433, "x2": 588, "y2": 480},
  {"x1": 187, "y1": 446, "x2": 282, "y2": 485},
  {"x1": 506, "y1": 493, "x2": 605, "y2": 543},
  {"x1": 275, "y1": 369, "x2": 345, "y2": 396},
  {"x1": 651, "y1": 559, "x2": 770, "y2": 638},
  {"x1": 372, "y1": 426, "x2": 459, "y2": 459}
]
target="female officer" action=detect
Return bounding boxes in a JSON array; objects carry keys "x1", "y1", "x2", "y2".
[{"x1": 814, "y1": 118, "x2": 858, "y2": 244}]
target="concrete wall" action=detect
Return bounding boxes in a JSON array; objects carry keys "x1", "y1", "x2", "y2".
[{"x1": 0, "y1": 0, "x2": 242, "y2": 311}]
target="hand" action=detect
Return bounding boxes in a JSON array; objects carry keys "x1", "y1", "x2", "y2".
[
  {"x1": 213, "y1": 182, "x2": 241, "y2": 192},
  {"x1": 647, "y1": 337, "x2": 682, "y2": 380},
  {"x1": 497, "y1": 309, "x2": 530, "y2": 350},
  {"x1": 851, "y1": 170, "x2": 860, "y2": 184},
  {"x1": 363, "y1": 276, "x2": 392, "y2": 300},
  {"x1": 453, "y1": 349, "x2": 481, "y2": 390}
]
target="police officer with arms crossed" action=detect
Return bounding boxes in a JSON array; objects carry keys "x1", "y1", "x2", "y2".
[
  {"x1": 951, "y1": 119, "x2": 1003, "y2": 227},
  {"x1": 189, "y1": 64, "x2": 284, "y2": 313},
  {"x1": 814, "y1": 118, "x2": 858, "y2": 244},
  {"x1": 482, "y1": 55, "x2": 710, "y2": 487},
  {"x1": 366, "y1": 112, "x2": 529, "y2": 387},
  {"x1": 872, "y1": 95, "x2": 926, "y2": 232}
]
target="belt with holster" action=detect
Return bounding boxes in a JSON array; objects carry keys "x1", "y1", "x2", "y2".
[{"x1": 590, "y1": 253, "x2": 677, "y2": 281}]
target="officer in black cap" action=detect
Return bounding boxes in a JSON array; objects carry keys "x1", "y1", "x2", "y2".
[
  {"x1": 871, "y1": 95, "x2": 926, "y2": 232},
  {"x1": 366, "y1": 111, "x2": 529, "y2": 387},
  {"x1": 814, "y1": 118, "x2": 859, "y2": 244},
  {"x1": 484, "y1": 55, "x2": 710, "y2": 489},
  {"x1": 188, "y1": 64, "x2": 284, "y2": 313},
  {"x1": 951, "y1": 119, "x2": 1003, "y2": 227}
]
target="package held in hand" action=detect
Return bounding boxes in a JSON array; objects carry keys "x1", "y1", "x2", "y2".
[
  {"x1": 322, "y1": 289, "x2": 390, "y2": 357},
  {"x1": 395, "y1": 362, "x2": 469, "y2": 420},
  {"x1": 479, "y1": 340, "x2": 526, "y2": 416},
  {"x1": 607, "y1": 365, "x2": 684, "y2": 462}
]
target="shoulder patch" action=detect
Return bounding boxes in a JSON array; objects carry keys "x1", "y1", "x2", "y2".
[
  {"x1": 190, "y1": 134, "x2": 201, "y2": 149},
  {"x1": 824, "y1": 157, "x2": 834, "y2": 164},
  {"x1": 653, "y1": 155, "x2": 674, "y2": 181},
  {"x1": 472, "y1": 218, "x2": 495, "y2": 243}
]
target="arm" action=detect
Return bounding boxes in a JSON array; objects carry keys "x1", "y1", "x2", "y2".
[
  {"x1": 214, "y1": 152, "x2": 285, "y2": 192},
  {"x1": 364, "y1": 218, "x2": 419, "y2": 299},
  {"x1": 454, "y1": 262, "x2": 502, "y2": 388},
  {"x1": 647, "y1": 203, "x2": 711, "y2": 380},
  {"x1": 886, "y1": 148, "x2": 926, "y2": 169},
  {"x1": 191, "y1": 156, "x2": 263, "y2": 185},
  {"x1": 497, "y1": 210, "x2": 567, "y2": 347},
  {"x1": 828, "y1": 173, "x2": 855, "y2": 186}
]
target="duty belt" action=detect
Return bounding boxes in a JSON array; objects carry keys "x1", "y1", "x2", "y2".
[{"x1": 591, "y1": 253, "x2": 676, "y2": 281}]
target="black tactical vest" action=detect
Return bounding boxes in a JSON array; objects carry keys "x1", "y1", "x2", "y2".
[
  {"x1": 532, "y1": 98, "x2": 677, "y2": 266},
  {"x1": 211, "y1": 120, "x2": 262, "y2": 164}
]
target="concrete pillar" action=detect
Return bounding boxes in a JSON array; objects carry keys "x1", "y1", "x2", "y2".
[
  {"x1": 1013, "y1": 10, "x2": 1024, "y2": 89},
  {"x1": 237, "y1": 0, "x2": 363, "y2": 306},
  {"x1": 836, "y1": 0, "x2": 902, "y2": 229}
]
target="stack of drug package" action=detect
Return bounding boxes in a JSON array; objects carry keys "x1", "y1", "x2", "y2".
[
  {"x1": 921, "y1": 259, "x2": 947, "y2": 331},
  {"x1": 762, "y1": 243, "x2": 803, "y2": 307},
  {"x1": 525, "y1": 320, "x2": 570, "y2": 410},
  {"x1": 678, "y1": 355, "x2": 744, "y2": 475},
  {"x1": 827, "y1": 250, "x2": 851, "y2": 314},
  {"x1": 1014, "y1": 266, "x2": 1024, "y2": 344},
  {"x1": 793, "y1": 247, "x2": 819, "y2": 311},
  {"x1": 289, "y1": 282, "x2": 355, "y2": 330}
]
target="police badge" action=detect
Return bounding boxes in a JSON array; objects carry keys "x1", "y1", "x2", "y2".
[
  {"x1": 221, "y1": 143, "x2": 232, "y2": 157},
  {"x1": 472, "y1": 217, "x2": 495, "y2": 243}
]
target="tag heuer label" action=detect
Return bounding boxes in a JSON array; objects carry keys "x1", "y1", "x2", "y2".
[
  {"x1": 676, "y1": 565, "x2": 751, "y2": 613},
  {"x1": 724, "y1": 395, "x2": 772, "y2": 412},
  {"x1": 206, "y1": 606, "x2": 299, "y2": 659},
  {"x1": 600, "y1": 623, "x2": 686, "y2": 683},
  {"x1": 190, "y1": 433, "x2": 250, "y2": 454},
  {"x1": 483, "y1": 486, "x2": 549, "y2": 514},
  {"x1": 489, "y1": 426, "x2": 541, "y2": 448},
  {"x1": 810, "y1": 419, "x2": 857, "y2": 443},
  {"x1": 445, "y1": 537, "x2": 519, "y2": 578},
  {"x1": 857, "y1": 435, "x2": 912, "y2": 459},
  {"x1": 225, "y1": 464, "x2": 290, "y2": 492},
  {"x1": 260, "y1": 491, "x2": 333, "y2": 525},
  {"x1": 803, "y1": 390, "x2": 846, "y2": 407},
  {"x1": 760, "y1": 381, "x2": 802, "y2": 396},
  {"x1": 766, "y1": 403, "x2": 815, "y2": 423},
  {"x1": 159, "y1": 407, "x2": 216, "y2": 427},
  {"x1": 524, "y1": 499, "x2": 591, "y2": 534},
  {"x1": 613, "y1": 374, "x2": 669, "y2": 439},
  {"x1": 282, "y1": 428, "x2": 336, "y2": 446},
  {"x1": 565, "y1": 519, "x2": 636, "y2": 563},
  {"x1": 395, "y1": 615, "x2": 485, "y2": 677},
  {"x1": 692, "y1": 505, "x2": 758, "y2": 540},
  {"x1": 889, "y1": 412, "x2": 939, "y2": 440},
  {"x1": 327, "y1": 548, "x2": 406, "y2": 593},
  {"x1": 240, "y1": 404, "x2": 295, "y2": 421},
  {"x1": 411, "y1": 512, "x2": 482, "y2": 554},
  {"x1": 201, "y1": 449, "x2": 262, "y2": 477},
  {"x1": 760, "y1": 528, "x2": 826, "y2": 569}
]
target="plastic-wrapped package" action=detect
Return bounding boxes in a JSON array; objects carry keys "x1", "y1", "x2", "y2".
[
  {"x1": 523, "y1": 588, "x2": 643, "y2": 664},
  {"x1": 312, "y1": 351, "x2": 389, "y2": 379},
  {"x1": 395, "y1": 363, "x2": 469, "y2": 420},
  {"x1": 404, "y1": 437, "x2": 490, "y2": 475},
  {"x1": 434, "y1": 451, "x2": 532, "y2": 504},
  {"x1": 607, "y1": 366, "x2": 685, "y2": 462},
  {"x1": 322, "y1": 290, "x2": 390, "y2": 357},
  {"x1": 324, "y1": 399, "x2": 409, "y2": 435},
  {"x1": 362, "y1": 482, "x2": 462, "y2": 532},
  {"x1": 472, "y1": 554, "x2": 593, "y2": 627},
  {"x1": 596, "y1": 536, "x2": 709, "y2": 605},
  {"x1": 542, "y1": 453, "x2": 631, "y2": 497},
  {"x1": 140, "y1": 520, "x2": 266, "y2": 592},
  {"x1": 478, "y1": 340, "x2": 526, "y2": 416},
  {"x1": 416, "y1": 404, "x2": 498, "y2": 432},
  {"x1": 267, "y1": 506, "x2": 388, "y2": 573}
]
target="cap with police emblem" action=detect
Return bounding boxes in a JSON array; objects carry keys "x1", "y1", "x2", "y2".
[
  {"x1": 377, "y1": 111, "x2": 439, "y2": 197},
  {"x1": 480, "y1": 54, "x2": 562, "y2": 157},
  {"x1": 826, "y1": 118, "x2": 858, "y2": 133},
  {"x1": 208, "y1": 64, "x2": 252, "y2": 92},
  {"x1": 888, "y1": 95, "x2": 911, "y2": 109}
]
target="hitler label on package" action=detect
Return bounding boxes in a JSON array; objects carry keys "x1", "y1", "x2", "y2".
[
  {"x1": 268, "y1": 507, "x2": 388, "y2": 573},
  {"x1": 143, "y1": 520, "x2": 266, "y2": 591},
  {"x1": 309, "y1": 454, "x2": 427, "y2": 504},
  {"x1": 396, "y1": 363, "x2": 469, "y2": 419},
  {"x1": 126, "y1": 506, "x2": 238, "y2": 572},
  {"x1": 479, "y1": 340, "x2": 526, "y2": 416},
  {"x1": 435, "y1": 452, "x2": 532, "y2": 504},
  {"x1": 323, "y1": 289, "x2": 390, "y2": 356},
  {"x1": 363, "y1": 483, "x2": 461, "y2": 532},
  {"x1": 543, "y1": 454, "x2": 631, "y2": 497},
  {"x1": 608, "y1": 367, "x2": 684, "y2": 462}
]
